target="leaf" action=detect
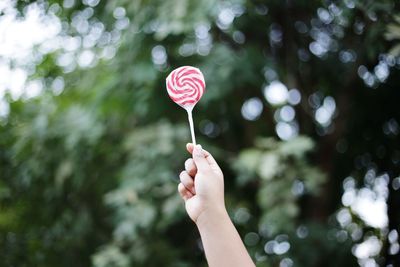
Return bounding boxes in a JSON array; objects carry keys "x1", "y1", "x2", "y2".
[
  {"x1": 258, "y1": 153, "x2": 280, "y2": 180},
  {"x1": 278, "y1": 136, "x2": 314, "y2": 158}
]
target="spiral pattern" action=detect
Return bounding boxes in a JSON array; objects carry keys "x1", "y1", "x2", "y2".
[{"x1": 166, "y1": 66, "x2": 205, "y2": 109}]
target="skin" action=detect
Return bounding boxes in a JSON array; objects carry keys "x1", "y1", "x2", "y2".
[{"x1": 178, "y1": 143, "x2": 255, "y2": 267}]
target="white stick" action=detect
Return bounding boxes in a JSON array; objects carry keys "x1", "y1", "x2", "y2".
[{"x1": 186, "y1": 107, "x2": 196, "y2": 145}]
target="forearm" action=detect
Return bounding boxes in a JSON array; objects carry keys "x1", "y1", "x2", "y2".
[{"x1": 196, "y1": 209, "x2": 255, "y2": 267}]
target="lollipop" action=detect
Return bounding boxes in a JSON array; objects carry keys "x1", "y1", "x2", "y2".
[{"x1": 166, "y1": 66, "x2": 205, "y2": 145}]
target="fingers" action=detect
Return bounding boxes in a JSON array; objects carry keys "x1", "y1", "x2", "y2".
[
  {"x1": 178, "y1": 183, "x2": 193, "y2": 201},
  {"x1": 186, "y1": 143, "x2": 220, "y2": 173},
  {"x1": 186, "y1": 143, "x2": 207, "y2": 155},
  {"x1": 185, "y1": 158, "x2": 197, "y2": 177},
  {"x1": 186, "y1": 143, "x2": 194, "y2": 154},
  {"x1": 179, "y1": 171, "x2": 195, "y2": 194},
  {"x1": 191, "y1": 145, "x2": 210, "y2": 172}
]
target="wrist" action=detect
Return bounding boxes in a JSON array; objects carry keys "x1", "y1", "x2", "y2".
[{"x1": 196, "y1": 206, "x2": 230, "y2": 230}]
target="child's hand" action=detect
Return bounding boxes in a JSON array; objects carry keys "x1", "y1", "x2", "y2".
[
  {"x1": 178, "y1": 144, "x2": 255, "y2": 267},
  {"x1": 178, "y1": 144, "x2": 226, "y2": 224}
]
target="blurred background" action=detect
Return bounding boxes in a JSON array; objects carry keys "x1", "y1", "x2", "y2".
[{"x1": 0, "y1": 0, "x2": 399, "y2": 266}]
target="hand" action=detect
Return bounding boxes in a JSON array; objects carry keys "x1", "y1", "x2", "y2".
[
  {"x1": 178, "y1": 144, "x2": 255, "y2": 267},
  {"x1": 178, "y1": 144, "x2": 225, "y2": 223}
]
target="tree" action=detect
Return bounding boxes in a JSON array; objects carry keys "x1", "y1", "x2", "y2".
[{"x1": 0, "y1": 0, "x2": 399, "y2": 266}]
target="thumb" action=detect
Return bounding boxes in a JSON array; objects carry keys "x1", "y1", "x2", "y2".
[{"x1": 192, "y1": 145, "x2": 210, "y2": 172}]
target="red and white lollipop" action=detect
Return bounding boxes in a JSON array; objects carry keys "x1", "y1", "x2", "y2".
[{"x1": 166, "y1": 66, "x2": 206, "y2": 144}]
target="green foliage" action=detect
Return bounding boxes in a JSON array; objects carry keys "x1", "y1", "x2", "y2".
[
  {"x1": 1, "y1": 0, "x2": 399, "y2": 266},
  {"x1": 93, "y1": 122, "x2": 190, "y2": 266},
  {"x1": 386, "y1": 15, "x2": 400, "y2": 56},
  {"x1": 234, "y1": 136, "x2": 325, "y2": 234}
]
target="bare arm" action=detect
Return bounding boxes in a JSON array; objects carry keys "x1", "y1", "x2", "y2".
[{"x1": 178, "y1": 144, "x2": 255, "y2": 267}]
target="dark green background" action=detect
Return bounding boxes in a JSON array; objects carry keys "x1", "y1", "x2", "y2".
[{"x1": 1, "y1": 0, "x2": 399, "y2": 266}]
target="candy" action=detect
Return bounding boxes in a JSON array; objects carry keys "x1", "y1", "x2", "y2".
[
  {"x1": 166, "y1": 66, "x2": 206, "y2": 145},
  {"x1": 166, "y1": 66, "x2": 205, "y2": 109}
]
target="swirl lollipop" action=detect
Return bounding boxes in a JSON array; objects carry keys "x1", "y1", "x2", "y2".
[{"x1": 166, "y1": 66, "x2": 205, "y2": 145}]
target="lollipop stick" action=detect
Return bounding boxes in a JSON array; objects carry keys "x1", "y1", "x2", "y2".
[{"x1": 186, "y1": 107, "x2": 196, "y2": 145}]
